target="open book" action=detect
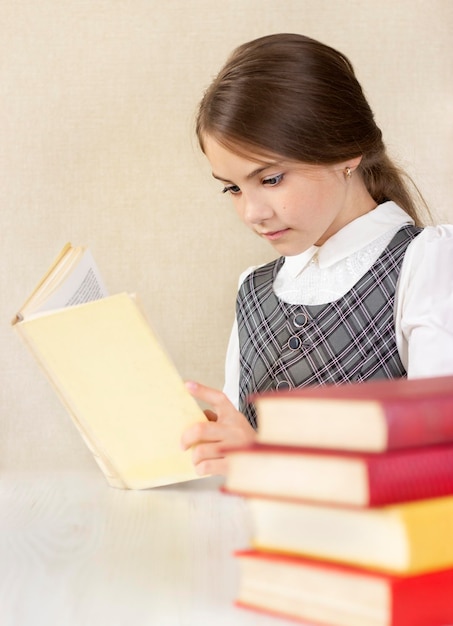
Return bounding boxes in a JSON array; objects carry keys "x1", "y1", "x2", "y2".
[{"x1": 12, "y1": 243, "x2": 206, "y2": 489}]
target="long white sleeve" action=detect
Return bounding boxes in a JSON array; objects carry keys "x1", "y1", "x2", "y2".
[
  {"x1": 222, "y1": 316, "x2": 241, "y2": 408},
  {"x1": 395, "y1": 225, "x2": 453, "y2": 378}
]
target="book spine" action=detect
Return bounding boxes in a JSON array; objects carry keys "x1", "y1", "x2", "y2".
[
  {"x1": 367, "y1": 447, "x2": 453, "y2": 505},
  {"x1": 391, "y1": 567, "x2": 453, "y2": 626},
  {"x1": 398, "y1": 496, "x2": 453, "y2": 573},
  {"x1": 386, "y1": 398, "x2": 453, "y2": 449},
  {"x1": 75, "y1": 428, "x2": 127, "y2": 489}
]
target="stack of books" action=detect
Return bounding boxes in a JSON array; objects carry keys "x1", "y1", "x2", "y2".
[{"x1": 224, "y1": 375, "x2": 453, "y2": 626}]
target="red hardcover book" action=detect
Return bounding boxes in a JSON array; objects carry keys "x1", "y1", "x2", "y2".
[
  {"x1": 235, "y1": 550, "x2": 453, "y2": 626},
  {"x1": 252, "y1": 375, "x2": 453, "y2": 452},
  {"x1": 224, "y1": 442, "x2": 453, "y2": 507}
]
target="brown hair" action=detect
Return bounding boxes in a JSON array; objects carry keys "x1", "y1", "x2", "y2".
[{"x1": 196, "y1": 33, "x2": 427, "y2": 225}]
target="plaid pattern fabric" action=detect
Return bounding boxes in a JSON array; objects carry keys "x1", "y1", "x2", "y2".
[{"x1": 237, "y1": 226, "x2": 422, "y2": 427}]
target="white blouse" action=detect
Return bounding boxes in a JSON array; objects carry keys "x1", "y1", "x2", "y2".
[{"x1": 223, "y1": 202, "x2": 453, "y2": 408}]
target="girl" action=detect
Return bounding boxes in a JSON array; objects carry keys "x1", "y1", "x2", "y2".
[{"x1": 181, "y1": 33, "x2": 453, "y2": 475}]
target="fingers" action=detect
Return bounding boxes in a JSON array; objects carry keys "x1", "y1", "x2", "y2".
[
  {"x1": 181, "y1": 420, "x2": 222, "y2": 450},
  {"x1": 185, "y1": 381, "x2": 231, "y2": 411},
  {"x1": 194, "y1": 456, "x2": 229, "y2": 477},
  {"x1": 182, "y1": 380, "x2": 257, "y2": 477},
  {"x1": 186, "y1": 435, "x2": 228, "y2": 477},
  {"x1": 181, "y1": 417, "x2": 256, "y2": 454},
  {"x1": 191, "y1": 441, "x2": 224, "y2": 467},
  {"x1": 190, "y1": 441, "x2": 229, "y2": 477},
  {"x1": 185, "y1": 381, "x2": 245, "y2": 429}
]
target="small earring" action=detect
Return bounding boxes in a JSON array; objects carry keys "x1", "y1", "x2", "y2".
[{"x1": 345, "y1": 166, "x2": 352, "y2": 179}]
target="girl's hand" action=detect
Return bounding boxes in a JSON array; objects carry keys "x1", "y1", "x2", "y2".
[{"x1": 181, "y1": 381, "x2": 256, "y2": 476}]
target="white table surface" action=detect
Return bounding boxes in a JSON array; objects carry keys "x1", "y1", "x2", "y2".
[{"x1": 0, "y1": 469, "x2": 295, "y2": 626}]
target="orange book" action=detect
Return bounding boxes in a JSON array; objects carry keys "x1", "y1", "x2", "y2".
[
  {"x1": 235, "y1": 550, "x2": 453, "y2": 626},
  {"x1": 246, "y1": 494, "x2": 453, "y2": 575}
]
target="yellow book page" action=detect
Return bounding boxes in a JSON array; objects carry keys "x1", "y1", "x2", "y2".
[
  {"x1": 394, "y1": 495, "x2": 453, "y2": 573},
  {"x1": 18, "y1": 293, "x2": 205, "y2": 489}
]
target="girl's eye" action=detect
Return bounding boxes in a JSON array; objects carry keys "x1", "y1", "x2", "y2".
[
  {"x1": 222, "y1": 184, "x2": 241, "y2": 195},
  {"x1": 263, "y1": 173, "x2": 284, "y2": 187}
]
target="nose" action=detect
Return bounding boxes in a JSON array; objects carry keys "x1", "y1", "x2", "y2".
[{"x1": 240, "y1": 192, "x2": 273, "y2": 225}]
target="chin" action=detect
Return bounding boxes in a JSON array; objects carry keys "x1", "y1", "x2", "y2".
[{"x1": 272, "y1": 243, "x2": 309, "y2": 257}]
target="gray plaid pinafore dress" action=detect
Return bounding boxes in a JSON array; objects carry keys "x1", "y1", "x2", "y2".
[{"x1": 237, "y1": 225, "x2": 422, "y2": 428}]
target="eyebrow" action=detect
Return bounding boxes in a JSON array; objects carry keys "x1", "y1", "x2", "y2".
[{"x1": 211, "y1": 163, "x2": 279, "y2": 184}]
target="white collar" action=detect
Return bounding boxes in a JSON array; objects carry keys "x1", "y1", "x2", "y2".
[{"x1": 283, "y1": 202, "x2": 414, "y2": 277}]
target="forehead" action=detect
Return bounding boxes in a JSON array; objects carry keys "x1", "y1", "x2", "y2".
[
  {"x1": 203, "y1": 135, "x2": 285, "y2": 170},
  {"x1": 203, "y1": 134, "x2": 335, "y2": 181},
  {"x1": 203, "y1": 133, "x2": 282, "y2": 164}
]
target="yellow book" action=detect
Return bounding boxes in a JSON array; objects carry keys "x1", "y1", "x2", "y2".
[
  {"x1": 12, "y1": 243, "x2": 206, "y2": 489},
  {"x1": 247, "y1": 495, "x2": 453, "y2": 575}
]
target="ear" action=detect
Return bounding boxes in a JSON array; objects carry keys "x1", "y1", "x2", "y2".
[{"x1": 340, "y1": 155, "x2": 363, "y2": 173}]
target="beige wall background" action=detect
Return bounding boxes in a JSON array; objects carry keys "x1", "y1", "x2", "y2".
[{"x1": 2, "y1": 0, "x2": 452, "y2": 471}]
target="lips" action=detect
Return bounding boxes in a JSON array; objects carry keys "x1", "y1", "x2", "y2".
[{"x1": 260, "y1": 228, "x2": 290, "y2": 241}]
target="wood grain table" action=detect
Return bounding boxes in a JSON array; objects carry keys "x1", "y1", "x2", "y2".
[{"x1": 0, "y1": 470, "x2": 294, "y2": 626}]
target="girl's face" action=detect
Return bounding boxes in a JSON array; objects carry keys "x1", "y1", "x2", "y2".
[{"x1": 203, "y1": 136, "x2": 373, "y2": 256}]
